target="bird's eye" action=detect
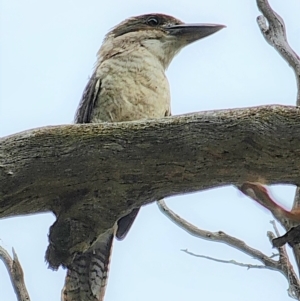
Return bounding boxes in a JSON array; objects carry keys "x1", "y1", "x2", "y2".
[{"x1": 146, "y1": 17, "x2": 159, "y2": 26}]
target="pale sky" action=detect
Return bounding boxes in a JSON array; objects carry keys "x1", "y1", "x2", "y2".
[{"x1": 1, "y1": 0, "x2": 300, "y2": 300}]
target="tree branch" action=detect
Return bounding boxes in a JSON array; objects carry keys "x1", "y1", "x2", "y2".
[
  {"x1": 157, "y1": 199, "x2": 280, "y2": 271},
  {"x1": 2, "y1": 105, "x2": 300, "y2": 267},
  {"x1": 1, "y1": 105, "x2": 300, "y2": 219},
  {"x1": 256, "y1": 0, "x2": 300, "y2": 276},
  {"x1": 268, "y1": 227, "x2": 300, "y2": 300},
  {"x1": 0, "y1": 246, "x2": 30, "y2": 301},
  {"x1": 181, "y1": 249, "x2": 274, "y2": 270},
  {"x1": 158, "y1": 199, "x2": 300, "y2": 299},
  {"x1": 256, "y1": 0, "x2": 300, "y2": 104}
]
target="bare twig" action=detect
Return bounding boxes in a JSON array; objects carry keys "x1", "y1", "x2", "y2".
[
  {"x1": 157, "y1": 199, "x2": 279, "y2": 271},
  {"x1": 271, "y1": 220, "x2": 281, "y2": 237},
  {"x1": 157, "y1": 199, "x2": 300, "y2": 299},
  {"x1": 182, "y1": 249, "x2": 272, "y2": 270},
  {"x1": 0, "y1": 245, "x2": 30, "y2": 301},
  {"x1": 256, "y1": 0, "x2": 300, "y2": 104},
  {"x1": 269, "y1": 222, "x2": 289, "y2": 266}
]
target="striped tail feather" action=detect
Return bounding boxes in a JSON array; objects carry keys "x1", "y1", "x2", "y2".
[{"x1": 62, "y1": 230, "x2": 114, "y2": 301}]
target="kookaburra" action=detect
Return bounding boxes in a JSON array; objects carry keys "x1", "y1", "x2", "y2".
[{"x1": 62, "y1": 13, "x2": 224, "y2": 301}]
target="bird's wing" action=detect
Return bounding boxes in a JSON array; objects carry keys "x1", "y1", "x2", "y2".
[
  {"x1": 116, "y1": 208, "x2": 140, "y2": 240},
  {"x1": 74, "y1": 72, "x2": 101, "y2": 124},
  {"x1": 114, "y1": 104, "x2": 172, "y2": 239},
  {"x1": 62, "y1": 230, "x2": 114, "y2": 301},
  {"x1": 65, "y1": 73, "x2": 141, "y2": 301},
  {"x1": 64, "y1": 74, "x2": 111, "y2": 301}
]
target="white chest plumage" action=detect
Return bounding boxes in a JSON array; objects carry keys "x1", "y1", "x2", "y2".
[{"x1": 90, "y1": 46, "x2": 171, "y2": 123}]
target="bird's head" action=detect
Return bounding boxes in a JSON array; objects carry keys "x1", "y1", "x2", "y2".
[{"x1": 98, "y1": 13, "x2": 225, "y2": 69}]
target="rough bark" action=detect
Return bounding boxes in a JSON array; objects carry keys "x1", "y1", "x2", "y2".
[
  {"x1": 1, "y1": 105, "x2": 300, "y2": 220},
  {"x1": 2, "y1": 105, "x2": 300, "y2": 266}
]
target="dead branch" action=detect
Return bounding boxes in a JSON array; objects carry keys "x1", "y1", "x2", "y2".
[
  {"x1": 158, "y1": 199, "x2": 300, "y2": 299},
  {"x1": 157, "y1": 200, "x2": 279, "y2": 271},
  {"x1": 256, "y1": 0, "x2": 300, "y2": 104},
  {"x1": 0, "y1": 246, "x2": 30, "y2": 301},
  {"x1": 268, "y1": 225, "x2": 300, "y2": 300},
  {"x1": 181, "y1": 249, "x2": 272, "y2": 270}
]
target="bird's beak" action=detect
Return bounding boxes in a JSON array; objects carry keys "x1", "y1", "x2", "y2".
[{"x1": 165, "y1": 23, "x2": 225, "y2": 44}]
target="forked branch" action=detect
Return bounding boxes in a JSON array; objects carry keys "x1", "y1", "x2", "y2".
[{"x1": 0, "y1": 246, "x2": 30, "y2": 301}]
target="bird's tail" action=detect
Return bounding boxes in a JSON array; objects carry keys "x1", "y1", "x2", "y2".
[{"x1": 62, "y1": 230, "x2": 114, "y2": 301}]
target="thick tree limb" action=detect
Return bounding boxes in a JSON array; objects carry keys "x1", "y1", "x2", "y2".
[
  {"x1": 1, "y1": 105, "x2": 300, "y2": 219},
  {"x1": 2, "y1": 105, "x2": 300, "y2": 267}
]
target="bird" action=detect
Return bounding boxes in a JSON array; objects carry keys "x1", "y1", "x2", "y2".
[{"x1": 62, "y1": 13, "x2": 224, "y2": 301}]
